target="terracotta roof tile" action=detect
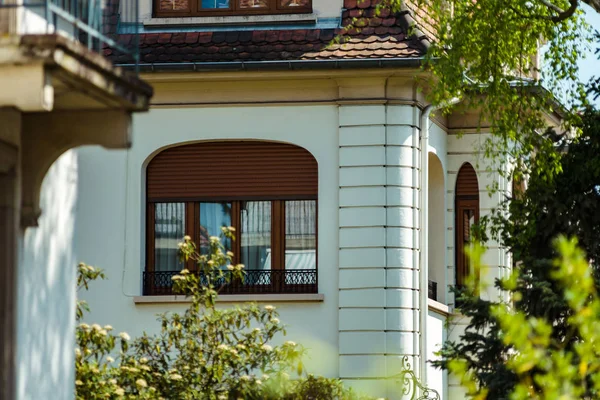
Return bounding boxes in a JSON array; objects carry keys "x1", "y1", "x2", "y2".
[{"x1": 106, "y1": 0, "x2": 428, "y2": 65}]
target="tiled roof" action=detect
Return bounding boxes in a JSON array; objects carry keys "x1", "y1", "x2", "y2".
[{"x1": 106, "y1": 0, "x2": 430, "y2": 64}]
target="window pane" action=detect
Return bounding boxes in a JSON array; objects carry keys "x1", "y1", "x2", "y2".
[
  {"x1": 238, "y1": 0, "x2": 268, "y2": 8},
  {"x1": 285, "y1": 200, "x2": 316, "y2": 270},
  {"x1": 280, "y1": 0, "x2": 309, "y2": 7},
  {"x1": 154, "y1": 203, "x2": 185, "y2": 272},
  {"x1": 159, "y1": 0, "x2": 189, "y2": 11},
  {"x1": 200, "y1": 0, "x2": 230, "y2": 8},
  {"x1": 240, "y1": 201, "x2": 271, "y2": 271},
  {"x1": 199, "y1": 202, "x2": 232, "y2": 256}
]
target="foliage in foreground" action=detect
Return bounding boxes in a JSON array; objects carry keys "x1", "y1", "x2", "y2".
[
  {"x1": 435, "y1": 107, "x2": 600, "y2": 399},
  {"x1": 75, "y1": 228, "x2": 374, "y2": 400},
  {"x1": 448, "y1": 237, "x2": 600, "y2": 400}
]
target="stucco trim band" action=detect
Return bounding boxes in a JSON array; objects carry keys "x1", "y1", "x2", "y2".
[
  {"x1": 428, "y1": 298, "x2": 450, "y2": 316},
  {"x1": 134, "y1": 293, "x2": 325, "y2": 304}
]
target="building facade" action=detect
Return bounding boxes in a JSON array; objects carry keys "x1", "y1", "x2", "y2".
[{"x1": 73, "y1": 0, "x2": 514, "y2": 399}]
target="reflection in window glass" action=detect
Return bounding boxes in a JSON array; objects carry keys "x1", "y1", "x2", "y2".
[
  {"x1": 201, "y1": 0, "x2": 229, "y2": 8},
  {"x1": 199, "y1": 202, "x2": 232, "y2": 255},
  {"x1": 159, "y1": 0, "x2": 189, "y2": 10},
  {"x1": 240, "y1": 201, "x2": 271, "y2": 270},
  {"x1": 280, "y1": 0, "x2": 309, "y2": 6},
  {"x1": 238, "y1": 0, "x2": 267, "y2": 8},
  {"x1": 154, "y1": 203, "x2": 185, "y2": 272},
  {"x1": 285, "y1": 200, "x2": 316, "y2": 270}
]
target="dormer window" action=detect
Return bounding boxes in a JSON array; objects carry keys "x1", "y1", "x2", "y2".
[{"x1": 155, "y1": 0, "x2": 311, "y2": 17}]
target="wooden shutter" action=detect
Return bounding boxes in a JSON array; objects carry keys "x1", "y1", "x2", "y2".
[
  {"x1": 455, "y1": 163, "x2": 479, "y2": 198},
  {"x1": 147, "y1": 141, "x2": 318, "y2": 201},
  {"x1": 455, "y1": 163, "x2": 480, "y2": 288}
]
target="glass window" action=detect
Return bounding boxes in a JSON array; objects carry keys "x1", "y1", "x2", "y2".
[
  {"x1": 154, "y1": 203, "x2": 186, "y2": 272},
  {"x1": 285, "y1": 200, "x2": 316, "y2": 270},
  {"x1": 240, "y1": 201, "x2": 271, "y2": 271},
  {"x1": 159, "y1": 0, "x2": 189, "y2": 11},
  {"x1": 201, "y1": 0, "x2": 229, "y2": 8},
  {"x1": 199, "y1": 202, "x2": 232, "y2": 255},
  {"x1": 238, "y1": 0, "x2": 267, "y2": 8},
  {"x1": 280, "y1": 0, "x2": 309, "y2": 7}
]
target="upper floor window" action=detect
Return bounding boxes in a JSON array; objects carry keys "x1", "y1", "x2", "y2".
[
  {"x1": 155, "y1": 0, "x2": 312, "y2": 17},
  {"x1": 455, "y1": 163, "x2": 479, "y2": 290},
  {"x1": 144, "y1": 141, "x2": 318, "y2": 296}
]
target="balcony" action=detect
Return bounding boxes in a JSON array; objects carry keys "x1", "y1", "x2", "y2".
[{"x1": 143, "y1": 269, "x2": 319, "y2": 296}]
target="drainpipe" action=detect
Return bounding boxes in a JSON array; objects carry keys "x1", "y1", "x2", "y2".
[{"x1": 418, "y1": 97, "x2": 460, "y2": 385}]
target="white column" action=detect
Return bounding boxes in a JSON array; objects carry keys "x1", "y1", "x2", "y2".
[
  {"x1": 385, "y1": 105, "x2": 421, "y2": 398},
  {"x1": 338, "y1": 104, "x2": 423, "y2": 398}
]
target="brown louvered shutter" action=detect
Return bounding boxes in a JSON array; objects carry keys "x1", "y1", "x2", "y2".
[
  {"x1": 455, "y1": 163, "x2": 480, "y2": 289},
  {"x1": 456, "y1": 163, "x2": 479, "y2": 198},
  {"x1": 147, "y1": 141, "x2": 318, "y2": 201}
]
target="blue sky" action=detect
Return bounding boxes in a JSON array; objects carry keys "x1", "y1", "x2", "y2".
[{"x1": 578, "y1": 4, "x2": 600, "y2": 105}]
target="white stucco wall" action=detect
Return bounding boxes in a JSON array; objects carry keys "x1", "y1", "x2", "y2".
[
  {"x1": 78, "y1": 105, "x2": 340, "y2": 377},
  {"x1": 17, "y1": 150, "x2": 78, "y2": 400},
  {"x1": 427, "y1": 309, "x2": 447, "y2": 400}
]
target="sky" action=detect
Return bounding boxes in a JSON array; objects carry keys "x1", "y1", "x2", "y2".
[{"x1": 578, "y1": 4, "x2": 600, "y2": 106}]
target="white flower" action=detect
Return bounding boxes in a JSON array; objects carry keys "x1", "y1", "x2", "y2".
[
  {"x1": 180, "y1": 269, "x2": 190, "y2": 275},
  {"x1": 217, "y1": 344, "x2": 229, "y2": 351},
  {"x1": 264, "y1": 305, "x2": 275, "y2": 312},
  {"x1": 255, "y1": 380, "x2": 262, "y2": 385},
  {"x1": 183, "y1": 235, "x2": 191, "y2": 241},
  {"x1": 177, "y1": 242, "x2": 184, "y2": 248},
  {"x1": 140, "y1": 357, "x2": 148, "y2": 364},
  {"x1": 261, "y1": 344, "x2": 273, "y2": 352},
  {"x1": 75, "y1": 380, "x2": 83, "y2": 386},
  {"x1": 253, "y1": 328, "x2": 261, "y2": 333},
  {"x1": 104, "y1": 325, "x2": 113, "y2": 331},
  {"x1": 75, "y1": 348, "x2": 81, "y2": 357},
  {"x1": 227, "y1": 265, "x2": 234, "y2": 271},
  {"x1": 91, "y1": 323, "x2": 102, "y2": 331},
  {"x1": 262, "y1": 374, "x2": 270, "y2": 380},
  {"x1": 236, "y1": 344, "x2": 246, "y2": 350},
  {"x1": 106, "y1": 356, "x2": 115, "y2": 363},
  {"x1": 79, "y1": 323, "x2": 90, "y2": 330},
  {"x1": 135, "y1": 379, "x2": 147, "y2": 388},
  {"x1": 236, "y1": 264, "x2": 245, "y2": 270},
  {"x1": 170, "y1": 374, "x2": 183, "y2": 380},
  {"x1": 240, "y1": 375, "x2": 251, "y2": 381},
  {"x1": 98, "y1": 329, "x2": 108, "y2": 336},
  {"x1": 209, "y1": 236, "x2": 220, "y2": 243},
  {"x1": 284, "y1": 341, "x2": 296, "y2": 347},
  {"x1": 171, "y1": 275, "x2": 184, "y2": 281},
  {"x1": 115, "y1": 388, "x2": 125, "y2": 396},
  {"x1": 270, "y1": 318, "x2": 280, "y2": 324},
  {"x1": 119, "y1": 332, "x2": 130, "y2": 341},
  {"x1": 226, "y1": 251, "x2": 234, "y2": 257},
  {"x1": 109, "y1": 379, "x2": 117, "y2": 385}
]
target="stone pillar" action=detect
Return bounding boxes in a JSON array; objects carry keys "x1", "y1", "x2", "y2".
[
  {"x1": 337, "y1": 103, "x2": 422, "y2": 398},
  {"x1": 384, "y1": 104, "x2": 422, "y2": 397},
  {"x1": 0, "y1": 108, "x2": 21, "y2": 400}
]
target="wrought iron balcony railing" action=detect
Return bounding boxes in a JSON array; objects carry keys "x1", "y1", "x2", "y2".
[
  {"x1": 143, "y1": 269, "x2": 318, "y2": 296},
  {"x1": 0, "y1": 0, "x2": 139, "y2": 70}
]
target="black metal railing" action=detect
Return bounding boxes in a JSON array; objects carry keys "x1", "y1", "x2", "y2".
[
  {"x1": 428, "y1": 280, "x2": 437, "y2": 301},
  {"x1": 0, "y1": 0, "x2": 139, "y2": 70},
  {"x1": 143, "y1": 269, "x2": 318, "y2": 296}
]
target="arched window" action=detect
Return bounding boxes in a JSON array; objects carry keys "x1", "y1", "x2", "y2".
[
  {"x1": 144, "y1": 141, "x2": 318, "y2": 296},
  {"x1": 455, "y1": 163, "x2": 479, "y2": 289}
]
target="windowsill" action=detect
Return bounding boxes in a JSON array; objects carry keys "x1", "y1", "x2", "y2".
[
  {"x1": 428, "y1": 298, "x2": 450, "y2": 316},
  {"x1": 134, "y1": 293, "x2": 324, "y2": 304},
  {"x1": 143, "y1": 13, "x2": 317, "y2": 27}
]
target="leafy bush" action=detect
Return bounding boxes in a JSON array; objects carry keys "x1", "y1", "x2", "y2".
[{"x1": 75, "y1": 228, "x2": 374, "y2": 400}]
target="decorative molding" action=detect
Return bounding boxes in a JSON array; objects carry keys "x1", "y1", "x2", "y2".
[
  {"x1": 134, "y1": 293, "x2": 325, "y2": 304},
  {"x1": 20, "y1": 110, "x2": 132, "y2": 227}
]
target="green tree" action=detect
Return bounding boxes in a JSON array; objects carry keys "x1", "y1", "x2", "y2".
[
  {"x1": 435, "y1": 107, "x2": 600, "y2": 398},
  {"x1": 447, "y1": 237, "x2": 600, "y2": 399}
]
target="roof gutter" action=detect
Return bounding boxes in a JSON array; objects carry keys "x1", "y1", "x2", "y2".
[{"x1": 116, "y1": 57, "x2": 425, "y2": 73}]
